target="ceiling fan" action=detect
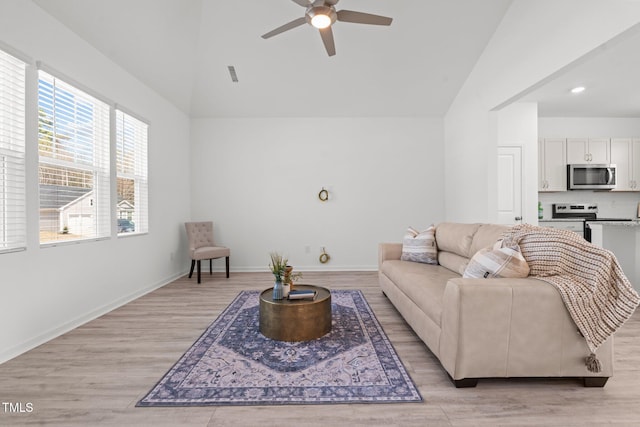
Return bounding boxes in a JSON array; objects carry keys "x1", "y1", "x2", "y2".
[{"x1": 261, "y1": 0, "x2": 393, "y2": 57}]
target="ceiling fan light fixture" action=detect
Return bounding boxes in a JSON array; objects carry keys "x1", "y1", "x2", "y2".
[
  {"x1": 306, "y1": 6, "x2": 337, "y2": 29},
  {"x1": 262, "y1": 1, "x2": 392, "y2": 57},
  {"x1": 311, "y1": 13, "x2": 332, "y2": 29}
]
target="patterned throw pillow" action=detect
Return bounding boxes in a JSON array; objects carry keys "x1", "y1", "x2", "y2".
[
  {"x1": 463, "y1": 240, "x2": 530, "y2": 279},
  {"x1": 401, "y1": 226, "x2": 438, "y2": 265}
]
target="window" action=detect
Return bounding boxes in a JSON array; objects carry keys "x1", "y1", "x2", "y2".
[
  {"x1": 115, "y1": 109, "x2": 148, "y2": 235},
  {"x1": 0, "y1": 49, "x2": 26, "y2": 253},
  {"x1": 38, "y1": 70, "x2": 110, "y2": 244}
]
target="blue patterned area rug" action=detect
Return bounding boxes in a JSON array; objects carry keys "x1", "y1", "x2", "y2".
[{"x1": 137, "y1": 290, "x2": 422, "y2": 406}]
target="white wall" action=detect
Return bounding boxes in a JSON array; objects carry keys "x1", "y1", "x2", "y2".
[
  {"x1": 0, "y1": 1, "x2": 192, "y2": 363},
  {"x1": 494, "y1": 102, "x2": 539, "y2": 224},
  {"x1": 539, "y1": 117, "x2": 640, "y2": 138},
  {"x1": 191, "y1": 117, "x2": 444, "y2": 271},
  {"x1": 538, "y1": 191, "x2": 640, "y2": 220},
  {"x1": 444, "y1": 0, "x2": 640, "y2": 223}
]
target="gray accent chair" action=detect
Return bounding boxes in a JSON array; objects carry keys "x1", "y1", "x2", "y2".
[{"x1": 185, "y1": 221, "x2": 230, "y2": 284}]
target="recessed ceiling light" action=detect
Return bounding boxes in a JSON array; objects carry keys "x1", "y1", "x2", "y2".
[{"x1": 570, "y1": 86, "x2": 585, "y2": 94}]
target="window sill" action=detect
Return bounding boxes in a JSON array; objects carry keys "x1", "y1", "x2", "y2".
[
  {"x1": 117, "y1": 231, "x2": 148, "y2": 239},
  {"x1": 40, "y1": 236, "x2": 110, "y2": 248},
  {"x1": 0, "y1": 246, "x2": 27, "y2": 255}
]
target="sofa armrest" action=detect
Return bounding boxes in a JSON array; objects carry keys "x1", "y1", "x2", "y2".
[
  {"x1": 378, "y1": 243, "x2": 403, "y2": 269},
  {"x1": 440, "y1": 277, "x2": 537, "y2": 372},
  {"x1": 438, "y1": 276, "x2": 613, "y2": 380}
]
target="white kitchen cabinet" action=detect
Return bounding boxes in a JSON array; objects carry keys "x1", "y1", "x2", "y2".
[
  {"x1": 566, "y1": 138, "x2": 610, "y2": 164},
  {"x1": 610, "y1": 138, "x2": 640, "y2": 191},
  {"x1": 538, "y1": 138, "x2": 566, "y2": 191},
  {"x1": 611, "y1": 138, "x2": 633, "y2": 191}
]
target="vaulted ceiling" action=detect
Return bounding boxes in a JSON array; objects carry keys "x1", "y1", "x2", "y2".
[
  {"x1": 32, "y1": 0, "x2": 513, "y2": 118},
  {"x1": 31, "y1": 1, "x2": 640, "y2": 119},
  {"x1": 520, "y1": 26, "x2": 640, "y2": 118}
]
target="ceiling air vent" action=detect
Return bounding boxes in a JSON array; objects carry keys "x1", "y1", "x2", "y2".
[{"x1": 227, "y1": 66, "x2": 239, "y2": 83}]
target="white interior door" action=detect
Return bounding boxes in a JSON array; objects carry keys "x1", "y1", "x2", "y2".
[{"x1": 497, "y1": 146, "x2": 523, "y2": 225}]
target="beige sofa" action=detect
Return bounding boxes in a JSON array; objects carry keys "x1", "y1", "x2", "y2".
[{"x1": 378, "y1": 222, "x2": 613, "y2": 387}]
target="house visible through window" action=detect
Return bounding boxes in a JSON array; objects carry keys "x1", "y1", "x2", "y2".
[
  {"x1": 38, "y1": 70, "x2": 110, "y2": 244},
  {"x1": 0, "y1": 48, "x2": 26, "y2": 253},
  {"x1": 116, "y1": 109, "x2": 148, "y2": 235}
]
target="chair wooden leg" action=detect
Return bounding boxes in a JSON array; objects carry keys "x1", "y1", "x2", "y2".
[
  {"x1": 197, "y1": 260, "x2": 201, "y2": 284},
  {"x1": 210, "y1": 259, "x2": 213, "y2": 275},
  {"x1": 226, "y1": 256, "x2": 230, "y2": 278},
  {"x1": 188, "y1": 260, "x2": 195, "y2": 278}
]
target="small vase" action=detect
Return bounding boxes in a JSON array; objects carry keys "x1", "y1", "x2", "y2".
[
  {"x1": 272, "y1": 280, "x2": 284, "y2": 300},
  {"x1": 282, "y1": 265, "x2": 293, "y2": 289},
  {"x1": 284, "y1": 265, "x2": 294, "y2": 291},
  {"x1": 283, "y1": 283, "x2": 290, "y2": 298}
]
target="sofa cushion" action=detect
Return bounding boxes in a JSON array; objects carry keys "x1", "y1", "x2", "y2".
[
  {"x1": 435, "y1": 223, "x2": 481, "y2": 258},
  {"x1": 463, "y1": 241, "x2": 530, "y2": 279},
  {"x1": 469, "y1": 224, "x2": 511, "y2": 256},
  {"x1": 401, "y1": 226, "x2": 438, "y2": 264},
  {"x1": 381, "y1": 260, "x2": 459, "y2": 326},
  {"x1": 438, "y1": 251, "x2": 470, "y2": 275}
]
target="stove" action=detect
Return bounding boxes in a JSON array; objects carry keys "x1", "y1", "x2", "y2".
[
  {"x1": 551, "y1": 203, "x2": 632, "y2": 242},
  {"x1": 552, "y1": 203, "x2": 598, "y2": 220}
]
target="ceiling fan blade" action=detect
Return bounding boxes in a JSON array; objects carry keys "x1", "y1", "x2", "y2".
[
  {"x1": 291, "y1": 0, "x2": 310, "y2": 6},
  {"x1": 336, "y1": 10, "x2": 393, "y2": 26},
  {"x1": 261, "y1": 17, "x2": 307, "y2": 39},
  {"x1": 319, "y1": 27, "x2": 336, "y2": 56}
]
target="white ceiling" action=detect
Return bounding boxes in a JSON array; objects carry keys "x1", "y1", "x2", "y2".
[
  {"x1": 32, "y1": 0, "x2": 514, "y2": 118},
  {"x1": 518, "y1": 24, "x2": 640, "y2": 118}
]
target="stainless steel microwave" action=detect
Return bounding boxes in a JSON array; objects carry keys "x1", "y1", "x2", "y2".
[{"x1": 567, "y1": 164, "x2": 616, "y2": 190}]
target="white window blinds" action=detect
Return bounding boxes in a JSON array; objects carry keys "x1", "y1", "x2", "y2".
[
  {"x1": 115, "y1": 109, "x2": 148, "y2": 234},
  {"x1": 0, "y1": 49, "x2": 26, "y2": 253},
  {"x1": 38, "y1": 70, "x2": 110, "y2": 244}
]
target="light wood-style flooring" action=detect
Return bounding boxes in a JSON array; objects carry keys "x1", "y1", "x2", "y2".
[{"x1": 1, "y1": 271, "x2": 639, "y2": 426}]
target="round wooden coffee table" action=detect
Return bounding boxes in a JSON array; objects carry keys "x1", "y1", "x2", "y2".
[{"x1": 259, "y1": 285, "x2": 331, "y2": 342}]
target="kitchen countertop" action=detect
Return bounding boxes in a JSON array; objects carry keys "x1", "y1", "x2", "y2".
[
  {"x1": 539, "y1": 218, "x2": 585, "y2": 222},
  {"x1": 586, "y1": 220, "x2": 640, "y2": 227}
]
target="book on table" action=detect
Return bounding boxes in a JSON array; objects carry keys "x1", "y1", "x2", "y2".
[{"x1": 288, "y1": 289, "x2": 317, "y2": 300}]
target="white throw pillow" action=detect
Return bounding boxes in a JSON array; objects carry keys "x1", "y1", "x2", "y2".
[
  {"x1": 463, "y1": 240, "x2": 530, "y2": 279},
  {"x1": 401, "y1": 226, "x2": 438, "y2": 265}
]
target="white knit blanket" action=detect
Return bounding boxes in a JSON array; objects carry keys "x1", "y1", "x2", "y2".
[{"x1": 503, "y1": 224, "x2": 640, "y2": 372}]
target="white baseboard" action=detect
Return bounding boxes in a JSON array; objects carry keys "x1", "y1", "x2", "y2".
[
  {"x1": 211, "y1": 265, "x2": 378, "y2": 273},
  {"x1": 0, "y1": 270, "x2": 188, "y2": 365}
]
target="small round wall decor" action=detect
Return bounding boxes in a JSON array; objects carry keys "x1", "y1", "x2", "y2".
[
  {"x1": 319, "y1": 247, "x2": 330, "y2": 264},
  {"x1": 318, "y1": 187, "x2": 329, "y2": 202}
]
